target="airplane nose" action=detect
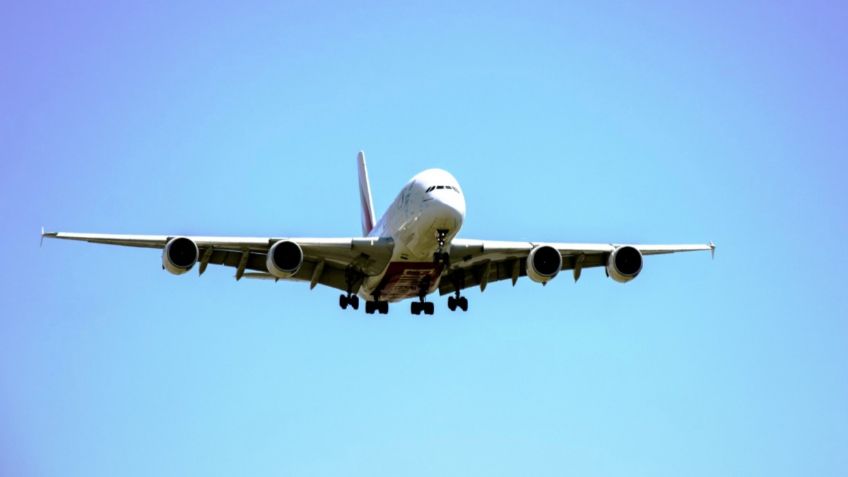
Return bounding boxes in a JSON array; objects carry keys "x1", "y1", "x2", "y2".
[
  {"x1": 438, "y1": 191, "x2": 466, "y2": 218},
  {"x1": 427, "y1": 191, "x2": 465, "y2": 230}
]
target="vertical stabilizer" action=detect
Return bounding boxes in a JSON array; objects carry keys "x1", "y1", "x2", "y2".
[{"x1": 357, "y1": 151, "x2": 376, "y2": 236}]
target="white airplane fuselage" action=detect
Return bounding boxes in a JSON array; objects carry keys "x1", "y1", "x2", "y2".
[{"x1": 361, "y1": 168, "x2": 466, "y2": 301}]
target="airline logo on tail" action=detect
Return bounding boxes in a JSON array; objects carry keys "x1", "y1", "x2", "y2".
[{"x1": 357, "y1": 151, "x2": 376, "y2": 236}]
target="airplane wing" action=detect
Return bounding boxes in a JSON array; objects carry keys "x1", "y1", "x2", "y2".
[
  {"x1": 41, "y1": 231, "x2": 394, "y2": 293},
  {"x1": 439, "y1": 239, "x2": 715, "y2": 295}
]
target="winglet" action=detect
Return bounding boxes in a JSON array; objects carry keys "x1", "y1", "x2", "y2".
[
  {"x1": 357, "y1": 151, "x2": 376, "y2": 236},
  {"x1": 709, "y1": 241, "x2": 716, "y2": 259},
  {"x1": 40, "y1": 226, "x2": 45, "y2": 248}
]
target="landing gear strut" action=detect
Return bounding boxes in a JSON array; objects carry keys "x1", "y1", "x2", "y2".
[
  {"x1": 339, "y1": 268, "x2": 362, "y2": 311},
  {"x1": 447, "y1": 272, "x2": 468, "y2": 312},
  {"x1": 411, "y1": 278, "x2": 435, "y2": 316},
  {"x1": 433, "y1": 229, "x2": 450, "y2": 265}
]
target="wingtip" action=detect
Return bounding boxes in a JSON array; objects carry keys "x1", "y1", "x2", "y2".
[
  {"x1": 40, "y1": 227, "x2": 58, "y2": 247},
  {"x1": 709, "y1": 241, "x2": 716, "y2": 259}
]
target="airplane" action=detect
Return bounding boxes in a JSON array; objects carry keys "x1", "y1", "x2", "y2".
[{"x1": 42, "y1": 151, "x2": 715, "y2": 315}]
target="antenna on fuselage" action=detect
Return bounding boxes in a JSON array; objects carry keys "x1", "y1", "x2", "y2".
[{"x1": 357, "y1": 151, "x2": 377, "y2": 236}]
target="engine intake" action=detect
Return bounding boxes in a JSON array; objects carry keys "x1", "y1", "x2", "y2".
[
  {"x1": 607, "y1": 245, "x2": 643, "y2": 283},
  {"x1": 527, "y1": 245, "x2": 562, "y2": 283},
  {"x1": 267, "y1": 240, "x2": 304, "y2": 278},
  {"x1": 162, "y1": 237, "x2": 199, "y2": 275}
]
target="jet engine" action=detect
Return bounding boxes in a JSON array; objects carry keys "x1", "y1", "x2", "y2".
[
  {"x1": 526, "y1": 245, "x2": 562, "y2": 283},
  {"x1": 266, "y1": 240, "x2": 304, "y2": 278},
  {"x1": 606, "y1": 245, "x2": 643, "y2": 283},
  {"x1": 162, "y1": 237, "x2": 199, "y2": 275}
]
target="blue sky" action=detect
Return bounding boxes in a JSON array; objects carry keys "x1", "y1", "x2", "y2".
[{"x1": 2, "y1": 1, "x2": 847, "y2": 475}]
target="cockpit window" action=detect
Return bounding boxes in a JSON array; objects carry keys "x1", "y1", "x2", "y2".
[{"x1": 426, "y1": 185, "x2": 461, "y2": 194}]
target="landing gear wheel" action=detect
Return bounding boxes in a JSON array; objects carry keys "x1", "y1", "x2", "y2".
[
  {"x1": 411, "y1": 301, "x2": 422, "y2": 315},
  {"x1": 424, "y1": 302, "x2": 435, "y2": 315},
  {"x1": 378, "y1": 301, "x2": 389, "y2": 314},
  {"x1": 448, "y1": 294, "x2": 467, "y2": 312},
  {"x1": 365, "y1": 301, "x2": 376, "y2": 314},
  {"x1": 340, "y1": 294, "x2": 359, "y2": 311}
]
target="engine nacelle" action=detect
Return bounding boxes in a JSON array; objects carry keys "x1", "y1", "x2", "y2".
[
  {"x1": 607, "y1": 245, "x2": 643, "y2": 283},
  {"x1": 266, "y1": 240, "x2": 304, "y2": 278},
  {"x1": 162, "y1": 237, "x2": 199, "y2": 275},
  {"x1": 526, "y1": 245, "x2": 562, "y2": 283}
]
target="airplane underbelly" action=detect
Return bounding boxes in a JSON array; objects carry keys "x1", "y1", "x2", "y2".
[{"x1": 364, "y1": 261, "x2": 444, "y2": 302}]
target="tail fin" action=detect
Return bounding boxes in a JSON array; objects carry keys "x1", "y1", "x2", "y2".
[{"x1": 357, "y1": 151, "x2": 376, "y2": 236}]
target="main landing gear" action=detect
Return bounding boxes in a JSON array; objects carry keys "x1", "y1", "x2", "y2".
[
  {"x1": 339, "y1": 293, "x2": 359, "y2": 310},
  {"x1": 411, "y1": 299, "x2": 435, "y2": 315},
  {"x1": 342, "y1": 292, "x2": 387, "y2": 315},
  {"x1": 340, "y1": 268, "x2": 367, "y2": 312},
  {"x1": 365, "y1": 300, "x2": 389, "y2": 315},
  {"x1": 447, "y1": 293, "x2": 468, "y2": 312},
  {"x1": 411, "y1": 277, "x2": 435, "y2": 316}
]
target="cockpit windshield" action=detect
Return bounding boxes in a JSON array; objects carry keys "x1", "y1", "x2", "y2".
[{"x1": 426, "y1": 185, "x2": 460, "y2": 193}]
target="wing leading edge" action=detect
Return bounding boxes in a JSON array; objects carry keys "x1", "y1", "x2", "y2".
[
  {"x1": 41, "y1": 230, "x2": 394, "y2": 293},
  {"x1": 41, "y1": 230, "x2": 713, "y2": 297},
  {"x1": 440, "y1": 239, "x2": 714, "y2": 295}
]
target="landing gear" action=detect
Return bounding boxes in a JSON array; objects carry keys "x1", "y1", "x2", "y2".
[
  {"x1": 411, "y1": 277, "x2": 435, "y2": 316},
  {"x1": 433, "y1": 229, "x2": 450, "y2": 265},
  {"x1": 411, "y1": 300, "x2": 435, "y2": 315},
  {"x1": 446, "y1": 271, "x2": 468, "y2": 312},
  {"x1": 447, "y1": 294, "x2": 468, "y2": 312},
  {"x1": 365, "y1": 299, "x2": 389, "y2": 315},
  {"x1": 340, "y1": 268, "x2": 363, "y2": 312},
  {"x1": 436, "y1": 229, "x2": 448, "y2": 249},
  {"x1": 339, "y1": 293, "x2": 359, "y2": 310}
]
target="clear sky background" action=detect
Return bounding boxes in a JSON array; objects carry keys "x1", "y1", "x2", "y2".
[{"x1": 2, "y1": 1, "x2": 846, "y2": 476}]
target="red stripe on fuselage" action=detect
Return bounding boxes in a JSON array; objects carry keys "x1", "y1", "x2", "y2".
[{"x1": 374, "y1": 261, "x2": 444, "y2": 301}]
